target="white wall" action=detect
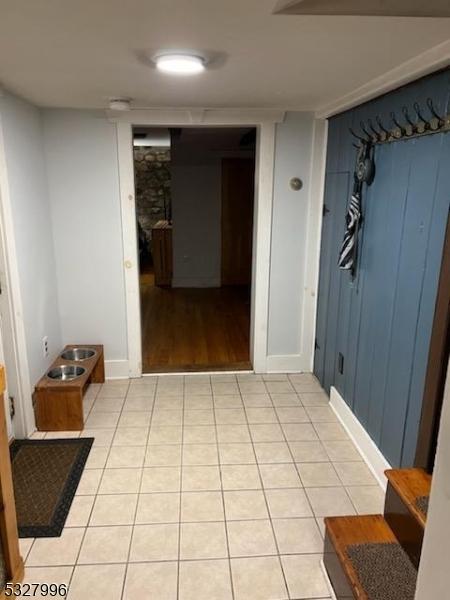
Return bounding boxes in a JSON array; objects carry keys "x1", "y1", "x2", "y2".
[
  {"x1": 41, "y1": 110, "x2": 321, "y2": 374},
  {"x1": 267, "y1": 112, "x2": 316, "y2": 371},
  {"x1": 416, "y1": 358, "x2": 450, "y2": 599},
  {"x1": 42, "y1": 110, "x2": 128, "y2": 374},
  {"x1": 39, "y1": 109, "x2": 320, "y2": 377},
  {"x1": 0, "y1": 91, "x2": 61, "y2": 413}
]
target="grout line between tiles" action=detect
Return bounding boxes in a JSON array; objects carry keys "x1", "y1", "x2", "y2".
[
  {"x1": 175, "y1": 376, "x2": 186, "y2": 600},
  {"x1": 213, "y1": 380, "x2": 236, "y2": 600},
  {"x1": 53, "y1": 381, "x2": 102, "y2": 596},
  {"x1": 239, "y1": 386, "x2": 291, "y2": 600},
  {"x1": 119, "y1": 378, "x2": 153, "y2": 600}
]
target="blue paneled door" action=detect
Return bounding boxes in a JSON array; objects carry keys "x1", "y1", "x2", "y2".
[{"x1": 315, "y1": 130, "x2": 450, "y2": 467}]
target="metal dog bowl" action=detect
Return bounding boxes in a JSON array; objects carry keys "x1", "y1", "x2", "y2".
[
  {"x1": 47, "y1": 365, "x2": 86, "y2": 381},
  {"x1": 60, "y1": 347, "x2": 96, "y2": 361}
]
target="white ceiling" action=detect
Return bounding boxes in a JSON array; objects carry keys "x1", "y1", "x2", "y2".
[{"x1": 0, "y1": 0, "x2": 449, "y2": 111}]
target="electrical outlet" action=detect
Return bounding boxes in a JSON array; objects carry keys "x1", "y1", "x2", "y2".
[
  {"x1": 338, "y1": 352, "x2": 344, "y2": 375},
  {"x1": 43, "y1": 336, "x2": 49, "y2": 358},
  {"x1": 9, "y1": 397, "x2": 15, "y2": 419}
]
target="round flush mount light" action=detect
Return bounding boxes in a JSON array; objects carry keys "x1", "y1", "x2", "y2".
[{"x1": 154, "y1": 53, "x2": 206, "y2": 75}]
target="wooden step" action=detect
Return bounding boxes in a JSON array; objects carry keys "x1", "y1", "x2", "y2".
[
  {"x1": 384, "y1": 468, "x2": 431, "y2": 567},
  {"x1": 324, "y1": 515, "x2": 417, "y2": 600},
  {"x1": 385, "y1": 468, "x2": 431, "y2": 527}
]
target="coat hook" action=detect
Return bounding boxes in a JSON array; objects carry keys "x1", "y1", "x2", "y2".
[
  {"x1": 402, "y1": 106, "x2": 416, "y2": 136},
  {"x1": 360, "y1": 121, "x2": 375, "y2": 142},
  {"x1": 414, "y1": 102, "x2": 431, "y2": 132},
  {"x1": 426, "y1": 98, "x2": 445, "y2": 129},
  {"x1": 349, "y1": 127, "x2": 367, "y2": 143},
  {"x1": 391, "y1": 111, "x2": 406, "y2": 138},
  {"x1": 367, "y1": 119, "x2": 382, "y2": 143},
  {"x1": 375, "y1": 116, "x2": 390, "y2": 140}
]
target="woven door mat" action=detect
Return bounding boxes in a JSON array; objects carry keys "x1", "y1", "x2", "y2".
[{"x1": 10, "y1": 437, "x2": 93, "y2": 538}]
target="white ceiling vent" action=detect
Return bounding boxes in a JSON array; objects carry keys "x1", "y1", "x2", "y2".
[{"x1": 274, "y1": 0, "x2": 450, "y2": 17}]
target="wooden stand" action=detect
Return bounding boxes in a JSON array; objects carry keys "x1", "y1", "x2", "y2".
[
  {"x1": 34, "y1": 345, "x2": 105, "y2": 431},
  {"x1": 0, "y1": 366, "x2": 24, "y2": 597},
  {"x1": 152, "y1": 220, "x2": 172, "y2": 287}
]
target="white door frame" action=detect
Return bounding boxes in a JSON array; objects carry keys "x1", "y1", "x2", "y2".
[
  {"x1": 0, "y1": 110, "x2": 34, "y2": 438},
  {"x1": 111, "y1": 109, "x2": 285, "y2": 377}
]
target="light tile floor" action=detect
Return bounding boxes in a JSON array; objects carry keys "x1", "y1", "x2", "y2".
[{"x1": 22, "y1": 373, "x2": 384, "y2": 600}]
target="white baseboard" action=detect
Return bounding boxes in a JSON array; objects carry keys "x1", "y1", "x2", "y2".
[
  {"x1": 172, "y1": 277, "x2": 220, "y2": 288},
  {"x1": 330, "y1": 386, "x2": 390, "y2": 490},
  {"x1": 105, "y1": 359, "x2": 130, "y2": 379},
  {"x1": 266, "y1": 354, "x2": 309, "y2": 373}
]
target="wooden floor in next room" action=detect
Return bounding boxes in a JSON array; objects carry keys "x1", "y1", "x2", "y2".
[{"x1": 140, "y1": 270, "x2": 251, "y2": 373}]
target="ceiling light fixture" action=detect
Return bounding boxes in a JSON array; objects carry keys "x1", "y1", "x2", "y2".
[
  {"x1": 154, "y1": 53, "x2": 206, "y2": 75},
  {"x1": 109, "y1": 98, "x2": 131, "y2": 111}
]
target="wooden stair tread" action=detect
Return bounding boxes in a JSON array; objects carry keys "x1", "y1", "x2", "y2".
[
  {"x1": 325, "y1": 514, "x2": 397, "y2": 548},
  {"x1": 325, "y1": 515, "x2": 405, "y2": 600},
  {"x1": 385, "y1": 468, "x2": 431, "y2": 527}
]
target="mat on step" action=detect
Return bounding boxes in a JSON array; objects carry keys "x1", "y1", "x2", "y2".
[
  {"x1": 415, "y1": 495, "x2": 429, "y2": 517},
  {"x1": 346, "y1": 542, "x2": 417, "y2": 600},
  {"x1": 10, "y1": 437, "x2": 93, "y2": 538}
]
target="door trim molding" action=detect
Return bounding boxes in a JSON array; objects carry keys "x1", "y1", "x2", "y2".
[
  {"x1": 0, "y1": 111, "x2": 33, "y2": 437},
  {"x1": 301, "y1": 118, "x2": 328, "y2": 371},
  {"x1": 116, "y1": 122, "x2": 142, "y2": 377},
  {"x1": 113, "y1": 110, "x2": 284, "y2": 376}
]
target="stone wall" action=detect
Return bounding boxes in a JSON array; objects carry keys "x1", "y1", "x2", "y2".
[{"x1": 134, "y1": 147, "x2": 171, "y2": 244}]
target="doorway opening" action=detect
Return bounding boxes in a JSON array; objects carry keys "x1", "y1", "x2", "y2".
[{"x1": 133, "y1": 126, "x2": 256, "y2": 373}]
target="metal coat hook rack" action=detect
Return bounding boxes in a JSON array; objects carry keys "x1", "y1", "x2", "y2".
[
  {"x1": 340, "y1": 97, "x2": 449, "y2": 278},
  {"x1": 349, "y1": 98, "x2": 450, "y2": 147}
]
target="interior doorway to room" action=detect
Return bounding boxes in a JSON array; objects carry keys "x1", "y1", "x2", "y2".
[{"x1": 133, "y1": 126, "x2": 256, "y2": 373}]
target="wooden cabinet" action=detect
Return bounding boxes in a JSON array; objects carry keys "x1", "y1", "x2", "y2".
[
  {"x1": 152, "y1": 220, "x2": 173, "y2": 287},
  {"x1": 0, "y1": 366, "x2": 23, "y2": 597}
]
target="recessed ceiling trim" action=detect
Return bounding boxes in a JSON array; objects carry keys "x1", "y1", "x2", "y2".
[
  {"x1": 274, "y1": 0, "x2": 450, "y2": 17},
  {"x1": 106, "y1": 108, "x2": 286, "y2": 125},
  {"x1": 315, "y1": 39, "x2": 450, "y2": 118}
]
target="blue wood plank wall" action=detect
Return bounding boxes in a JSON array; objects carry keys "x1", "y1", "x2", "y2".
[{"x1": 314, "y1": 68, "x2": 450, "y2": 468}]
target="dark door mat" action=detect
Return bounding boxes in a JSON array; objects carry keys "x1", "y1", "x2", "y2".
[
  {"x1": 415, "y1": 495, "x2": 429, "y2": 516},
  {"x1": 10, "y1": 437, "x2": 93, "y2": 538},
  {"x1": 346, "y1": 542, "x2": 417, "y2": 600}
]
